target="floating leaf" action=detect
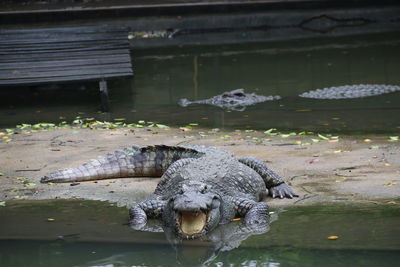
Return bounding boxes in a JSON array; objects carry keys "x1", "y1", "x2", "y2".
[
  {"x1": 47, "y1": 218, "x2": 55, "y2": 222},
  {"x1": 0, "y1": 201, "x2": 5, "y2": 207},
  {"x1": 189, "y1": 123, "x2": 199, "y2": 126},
  {"x1": 389, "y1": 136, "x2": 399, "y2": 141},
  {"x1": 138, "y1": 120, "x2": 145, "y2": 124},
  {"x1": 114, "y1": 118, "x2": 126, "y2": 121},
  {"x1": 327, "y1": 235, "x2": 339, "y2": 240},
  {"x1": 296, "y1": 109, "x2": 312, "y2": 112}
]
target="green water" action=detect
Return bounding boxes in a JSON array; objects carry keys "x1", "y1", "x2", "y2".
[
  {"x1": 0, "y1": 200, "x2": 399, "y2": 266},
  {"x1": 1, "y1": 32, "x2": 400, "y2": 133}
]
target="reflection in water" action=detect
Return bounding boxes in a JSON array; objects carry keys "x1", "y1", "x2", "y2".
[
  {"x1": 157, "y1": 216, "x2": 272, "y2": 266},
  {"x1": 83, "y1": 217, "x2": 273, "y2": 267},
  {"x1": 299, "y1": 84, "x2": 400, "y2": 99}
]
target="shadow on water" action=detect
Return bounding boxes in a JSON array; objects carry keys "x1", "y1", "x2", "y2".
[
  {"x1": 0, "y1": 200, "x2": 399, "y2": 266},
  {"x1": 1, "y1": 32, "x2": 400, "y2": 133}
]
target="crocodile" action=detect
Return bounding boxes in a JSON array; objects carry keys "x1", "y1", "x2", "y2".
[
  {"x1": 41, "y1": 145, "x2": 297, "y2": 239},
  {"x1": 178, "y1": 88, "x2": 281, "y2": 111}
]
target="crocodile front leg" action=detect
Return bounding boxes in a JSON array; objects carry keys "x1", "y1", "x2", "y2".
[
  {"x1": 129, "y1": 198, "x2": 166, "y2": 230},
  {"x1": 238, "y1": 156, "x2": 298, "y2": 199},
  {"x1": 234, "y1": 198, "x2": 269, "y2": 224}
]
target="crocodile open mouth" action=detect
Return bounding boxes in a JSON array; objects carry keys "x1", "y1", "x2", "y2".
[{"x1": 179, "y1": 211, "x2": 208, "y2": 235}]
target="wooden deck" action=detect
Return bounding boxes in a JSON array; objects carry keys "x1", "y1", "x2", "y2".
[
  {"x1": 0, "y1": 26, "x2": 133, "y2": 86},
  {"x1": 0, "y1": 25, "x2": 133, "y2": 110}
]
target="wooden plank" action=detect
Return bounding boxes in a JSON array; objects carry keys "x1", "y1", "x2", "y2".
[
  {"x1": 0, "y1": 63, "x2": 133, "y2": 79},
  {"x1": 0, "y1": 63, "x2": 133, "y2": 76},
  {"x1": 0, "y1": 56, "x2": 131, "y2": 70},
  {"x1": 0, "y1": 44, "x2": 129, "y2": 55},
  {"x1": 0, "y1": 35, "x2": 128, "y2": 46},
  {"x1": 0, "y1": 39, "x2": 127, "y2": 48},
  {"x1": 0, "y1": 73, "x2": 133, "y2": 86},
  {"x1": 0, "y1": 49, "x2": 130, "y2": 62}
]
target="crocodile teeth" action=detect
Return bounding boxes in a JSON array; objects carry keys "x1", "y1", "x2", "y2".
[{"x1": 180, "y1": 211, "x2": 207, "y2": 235}]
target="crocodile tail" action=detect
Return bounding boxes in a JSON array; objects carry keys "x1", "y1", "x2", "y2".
[{"x1": 40, "y1": 145, "x2": 202, "y2": 183}]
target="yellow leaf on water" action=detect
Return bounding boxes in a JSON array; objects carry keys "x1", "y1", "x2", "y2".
[
  {"x1": 47, "y1": 218, "x2": 55, "y2": 222},
  {"x1": 327, "y1": 235, "x2": 339, "y2": 240}
]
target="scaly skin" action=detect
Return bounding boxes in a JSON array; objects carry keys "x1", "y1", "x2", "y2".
[
  {"x1": 41, "y1": 145, "x2": 297, "y2": 238},
  {"x1": 299, "y1": 84, "x2": 400, "y2": 99}
]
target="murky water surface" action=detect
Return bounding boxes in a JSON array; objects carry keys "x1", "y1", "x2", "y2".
[
  {"x1": 0, "y1": 200, "x2": 399, "y2": 266},
  {"x1": 1, "y1": 32, "x2": 400, "y2": 133}
]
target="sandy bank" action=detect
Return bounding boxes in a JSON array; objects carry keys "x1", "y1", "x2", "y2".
[{"x1": 0, "y1": 127, "x2": 399, "y2": 208}]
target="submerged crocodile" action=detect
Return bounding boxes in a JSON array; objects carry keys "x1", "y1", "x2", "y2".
[
  {"x1": 41, "y1": 145, "x2": 297, "y2": 239},
  {"x1": 178, "y1": 89, "x2": 281, "y2": 111}
]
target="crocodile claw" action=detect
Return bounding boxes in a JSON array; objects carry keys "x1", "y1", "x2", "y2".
[{"x1": 270, "y1": 183, "x2": 298, "y2": 199}]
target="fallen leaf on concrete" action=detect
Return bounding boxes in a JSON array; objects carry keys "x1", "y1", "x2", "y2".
[
  {"x1": 382, "y1": 182, "x2": 397, "y2": 187},
  {"x1": 307, "y1": 158, "x2": 320, "y2": 164}
]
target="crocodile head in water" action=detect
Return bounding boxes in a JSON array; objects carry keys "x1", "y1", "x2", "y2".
[{"x1": 164, "y1": 183, "x2": 221, "y2": 238}]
